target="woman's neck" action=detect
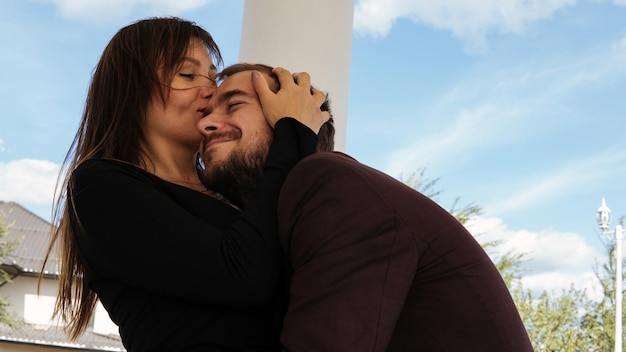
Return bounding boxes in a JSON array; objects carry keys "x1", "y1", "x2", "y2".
[
  {"x1": 139, "y1": 142, "x2": 204, "y2": 190},
  {"x1": 138, "y1": 143, "x2": 239, "y2": 208}
]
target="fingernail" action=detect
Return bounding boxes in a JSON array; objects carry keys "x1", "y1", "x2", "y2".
[{"x1": 252, "y1": 71, "x2": 259, "y2": 80}]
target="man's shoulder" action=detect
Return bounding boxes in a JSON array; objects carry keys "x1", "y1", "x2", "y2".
[
  {"x1": 294, "y1": 151, "x2": 408, "y2": 191},
  {"x1": 296, "y1": 151, "x2": 359, "y2": 169},
  {"x1": 286, "y1": 152, "x2": 362, "y2": 187},
  {"x1": 290, "y1": 151, "x2": 393, "y2": 186}
]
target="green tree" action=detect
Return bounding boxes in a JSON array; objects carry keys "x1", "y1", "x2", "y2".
[
  {"x1": 515, "y1": 285, "x2": 605, "y2": 351},
  {"x1": 0, "y1": 213, "x2": 22, "y2": 329},
  {"x1": 583, "y1": 243, "x2": 624, "y2": 351}
]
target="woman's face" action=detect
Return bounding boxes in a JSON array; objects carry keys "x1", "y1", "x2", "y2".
[{"x1": 144, "y1": 38, "x2": 217, "y2": 153}]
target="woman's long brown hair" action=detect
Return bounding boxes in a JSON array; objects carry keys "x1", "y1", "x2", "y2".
[{"x1": 39, "y1": 17, "x2": 222, "y2": 340}]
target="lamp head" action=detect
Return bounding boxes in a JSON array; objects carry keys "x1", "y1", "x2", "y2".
[{"x1": 597, "y1": 197, "x2": 612, "y2": 231}]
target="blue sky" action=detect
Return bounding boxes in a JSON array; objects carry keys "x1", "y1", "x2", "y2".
[{"x1": 1, "y1": 0, "x2": 626, "y2": 297}]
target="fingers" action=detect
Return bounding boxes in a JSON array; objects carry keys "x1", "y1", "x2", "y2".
[
  {"x1": 273, "y1": 67, "x2": 311, "y2": 89},
  {"x1": 310, "y1": 87, "x2": 325, "y2": 99},
  {"x1": 320, "y1": 110, "x2": 331, "y2": 124},
  {"x1": 309, "y1": 87, "x2": 329, "y2": 120},
  {"x1": 291, "y1": 71, "x2": 311, "y2": 88},
  {"x1": 256, "y1": 67, "x2": 330, "y2": 132},
  {"x1": 251, "y1": 70, "x2": 271, "y2": 101}
]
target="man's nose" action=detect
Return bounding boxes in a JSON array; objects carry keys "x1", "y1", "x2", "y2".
[{"x1": 196, "y1": 113, "x2": 224, "y2": 136}]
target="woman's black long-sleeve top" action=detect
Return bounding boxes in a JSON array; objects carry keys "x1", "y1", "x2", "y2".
[{"x1": 69, "y1": 118, "x2": 317, "y2": 352}]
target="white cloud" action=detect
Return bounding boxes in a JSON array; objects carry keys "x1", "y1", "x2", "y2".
[
  {"x1": 466, "y1": 216, "x2": 605, "y2": 299},
  {"x1": 383, "y1": 35, "x2": 626, "y2": 180},
  {"x1": 40, "y1": 0, "x2": 214, "y2": 23},
  {"x1": 354, "y1": 0, "x2": 576, "y2": 52},
  {"x1": 613, "y1": 35, "x2": 626, "y2": 62},
  {"x1": 485, "y1": 148, "x2": 626, "y2": 214},
  {"x1": 0, "y1": 159, "x2": 60, "y2": 207},
  {"x1": 0, "y1": 139, "x2": 4, "y2": 153},
  {"x1": 521, "y1": 271, "x2": 603, "y2": 301},
  {"x1": 467, "y1": 216, "x2": 603, "y2": 271},
  {"x1": 384, "y1": 103, "x2": 522, "y2": 178},
  {"x1": 614, "y1": 0, "x2": 626, "y2": 6}
]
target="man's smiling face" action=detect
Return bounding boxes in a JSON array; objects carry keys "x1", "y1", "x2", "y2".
[
  {"x1": 196, "y1": 70, "x2": 274, "y2": 207},
  {"x1": 198, "y1": 71, "x2": 274, "y2": 166}
]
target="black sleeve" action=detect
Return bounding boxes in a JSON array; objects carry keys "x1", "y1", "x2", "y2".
[
  {"x1": 71, "y1": 118, "x2": 317, "y2": 305},
  {"x1": 237, "y1": 118, "x2": 318, "y2": 244}
]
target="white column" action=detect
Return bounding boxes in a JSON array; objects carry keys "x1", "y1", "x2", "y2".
[
  {"x1": 239, "y1": 0, "x2": 354, "y2": 151},
  {"x1": 616, "y1": 224, "x2": 623, "y2": 352}
]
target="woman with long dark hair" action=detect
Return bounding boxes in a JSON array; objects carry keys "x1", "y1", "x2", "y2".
[{"x1": 42, "y1": 17, "x2": 328, "y2": 351}]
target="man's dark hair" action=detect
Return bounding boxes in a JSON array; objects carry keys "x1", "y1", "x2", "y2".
[{"x1": 218, "y1": 63, "x2": 335, "y2": 152}]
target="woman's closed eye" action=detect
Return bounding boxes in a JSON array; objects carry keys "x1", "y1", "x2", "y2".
[
  {"x1": 180, "y1": 73, "x2": 215, "y2": 83},
  {"x1": 169, "y1": 73, "x2": 216, "y2": 90}
]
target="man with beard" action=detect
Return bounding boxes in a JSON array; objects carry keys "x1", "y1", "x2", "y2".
[
  {"x1": 196, "y1": 63, "x2": 334, "y2": 208},
  {"x1": 197, "y1": 64, "x2": 534, "y2": 352}
]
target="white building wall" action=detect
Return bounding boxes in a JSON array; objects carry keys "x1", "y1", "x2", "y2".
[{"x1": 0, "y1": 276, "x2": 118, "y2": 335}]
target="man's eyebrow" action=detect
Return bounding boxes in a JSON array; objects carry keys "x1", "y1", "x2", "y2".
[{"x1": 215, "y1": 88, "x2": 254, "y2": 106}]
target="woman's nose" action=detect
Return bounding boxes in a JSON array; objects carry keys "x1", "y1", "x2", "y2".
[{"x1": 200, "y1": 85, "x2": 216, "y2": 99}]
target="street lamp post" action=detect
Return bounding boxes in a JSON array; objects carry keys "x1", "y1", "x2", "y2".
[{"x1": 597, "y1": 197, "x2": 624, "y2": 352}]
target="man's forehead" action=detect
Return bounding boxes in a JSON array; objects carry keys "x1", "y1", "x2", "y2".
[
  {"x1": 218, "y1": 70, "x2": 277, "y2": 92},
  {"x1": 209, "y1": 71, "x2": 258, "y2": 107},
  {"x1": 218, "y1": 71, "x2": 254, "y2": 91}
]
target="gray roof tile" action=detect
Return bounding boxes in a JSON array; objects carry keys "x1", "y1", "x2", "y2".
[
  {"x1": 0, "y1": 201, "x2": 58, "y2": 275},
  {"x1": 0, "y1": 323, "x2": 125, "y2": 351}
]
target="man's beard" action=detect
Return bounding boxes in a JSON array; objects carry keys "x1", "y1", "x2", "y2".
[{"x1": 198, "y1": 139, "x2": 270, "y2": 208}]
